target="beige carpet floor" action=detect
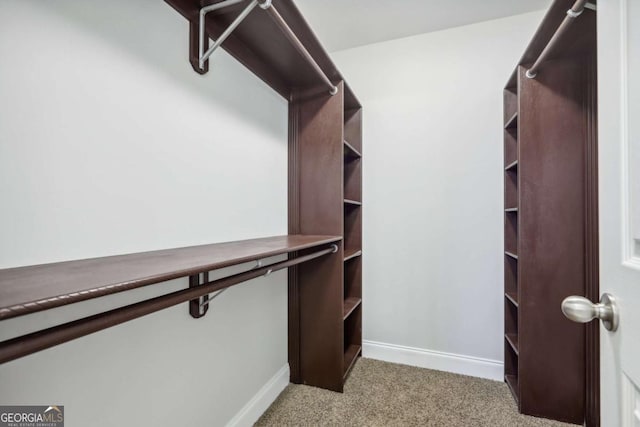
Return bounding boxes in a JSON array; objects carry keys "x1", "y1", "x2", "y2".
[{"x1": 256, "y1": 358, "x2": 576, "y2": 427}]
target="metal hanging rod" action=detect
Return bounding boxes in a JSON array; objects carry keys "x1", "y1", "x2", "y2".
[
  {"x1": 263, "y1": 4, "x2": 338, "y2": 95},
  {"x1": 197, "y1": 0, "x2": 338, "y2": 95},
  {"x1": 0, "y1": 245, "x2": 338, "y2": 364},
  {"x1": 525, "y1": 0, "x2": 590, "y2": 79}
]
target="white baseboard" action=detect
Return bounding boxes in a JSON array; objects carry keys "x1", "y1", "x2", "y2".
[
  {"x1": 226, "y1": 364, "x2": 290, "y2": 427},
  {"x1": 363, "y1": 340, "x2": 503, "y2": 381}
]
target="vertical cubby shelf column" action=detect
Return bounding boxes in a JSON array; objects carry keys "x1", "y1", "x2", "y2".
[
  {"x1": 289, "y1": 82, "x2": 346, "y2": 392},
  {"x1": 288, "y1": 82, "x2": 364, "y2": 391},
  {"x1": 504, "y1": 84, "x2": 520, "y2": 404},
  {"x1": 343, "y1": 105, "x2": 363, "y2": 381}
]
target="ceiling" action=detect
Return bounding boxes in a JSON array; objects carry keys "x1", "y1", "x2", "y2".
[{"x1": 294, "y1": 0, "x2": 552, "y2": 52}]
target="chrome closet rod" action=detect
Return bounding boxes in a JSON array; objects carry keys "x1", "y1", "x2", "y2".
[
  {"x1": 526, "y1": 0, "x2": 589, "y2": 79},
  {"x1": 264, "y1": 4, "x2": 338, "y2": 95},
  {"x1": 0, "y1": 244, "x2": 338, "y2": 364}
]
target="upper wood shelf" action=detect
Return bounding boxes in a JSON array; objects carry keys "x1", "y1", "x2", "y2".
[
  {"x1": 0, "y1": 235, "x2": 341, "y2": 320},
  {"x1": 165, "y1": 0, "x2": 361, "y2": 108},
  {"x1": 344, "y1": 140, "x2": 361, "y2": 160}
]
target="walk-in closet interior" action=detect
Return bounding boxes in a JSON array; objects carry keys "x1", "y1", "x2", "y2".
[{"x1": 0, "y1": 0, "x2": 623, "y2": 425}]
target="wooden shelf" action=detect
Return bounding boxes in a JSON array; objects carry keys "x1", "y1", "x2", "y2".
[
  {"x1": 343, "y1": 344, "x2": 362, "y2": 379},
  {"x1": 165, "y1": 0, "x2": 361, "y2": 108},
  {"x1": 0, "y1": 235, "x2": 341, "y2": 320},
  {"x1": 343, "y1": 297, "x2": 362, "y2": 320},
  {"x1": 344, "y1": 140, "x2": 361, "y2": 160},
  {"x1": 505, "y1": 160, "x2": 518, "y2": 171},
  {"x1": 505, "y1": 291, "x2": 519, "y2": 307},
  {"x1": 344, "y1": 199, "x2": 362, "y2": 207},
  {"x1": 506, "y1": 333, "x2": 520, "y2": 355},
  {"x1": 344, "y1": 249, "x2": 362, "y2": 262},
  {"x1": 505, "y1": 374, "x2": 520, "y2": 402},
  {"x1": 505, "y1": 251, "x2": 519, "y2": 260},
  {"x1": 505, "y1": 112, "x2": 518, "y2": 129}
]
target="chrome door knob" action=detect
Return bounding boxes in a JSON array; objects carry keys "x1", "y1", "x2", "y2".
[{"x1": 561, "y1": 293, "x2": 618, "y2": 331}]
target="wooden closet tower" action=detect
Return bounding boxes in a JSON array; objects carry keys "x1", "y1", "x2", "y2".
[{"x1": 503, "y1": 0, "x2": 598, "y2": 424}]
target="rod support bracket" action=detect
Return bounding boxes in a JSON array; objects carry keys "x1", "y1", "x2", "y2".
[
  {"x1": 189, "y1": 272, "x2": 210, "y2": 319},
  {"x1": 329, "y1": 86, "x2": 338, "y2": 96},
  {"x1": 525, "y1": 69, "x2": 537, "y2": 79}
]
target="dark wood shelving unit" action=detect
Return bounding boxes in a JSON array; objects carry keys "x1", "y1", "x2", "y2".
[
  {"x1": 502, "y1": 1, "x2": 598, "y2": 424},
  {"x1": 165, "y1": 0, "x2": 364, "y2": 393},
  {"x1": 0, "y1": 0, "x2": 364, "y2": 392},
  {"x1": 0, "y1": 235, "x2": 340, "y2": 321},
  {"x1": 341, "y1": 104, "x2": 363, "y2": 386},
  {"x1": 288, "y1": 75, "x2": 363, "y2": 391}
]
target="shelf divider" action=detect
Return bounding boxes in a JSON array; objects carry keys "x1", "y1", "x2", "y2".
[
  {"x1": 344, "y1": 249, "x2": 362, "y2": 262},
  {"x1": 505, "y1": 160, "x2": 518, "y2": 171},
  {"x1": 505, "y1": 291, "x2": 519, "y2": 307},
  {"x1": 506, "y1": 333, "x2": 520, "y2": 355},
  {"x1": 344, "y1": 140, "x2": 361, "y2": 159},
  {"x1": 505, "y1": 251, "x2": 519, "y2": 260}
]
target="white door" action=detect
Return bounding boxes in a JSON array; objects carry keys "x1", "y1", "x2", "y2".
[{"x1": 598, "y1": 0, "x2": 640, "y2": 425}]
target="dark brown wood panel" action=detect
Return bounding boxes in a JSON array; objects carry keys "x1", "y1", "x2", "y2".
[
  {"x1": 584, "y1": 52, "x2": 600, "y2": 427},
  {"x1": 289, "y1": 82, "x2": 345, "y2": 391},
  {"x1": 518, "y1": 62, "x2": 586, "y2": 424},
  {"x1": 0, "y1": 235, "x2": 340, "y2": 320}
]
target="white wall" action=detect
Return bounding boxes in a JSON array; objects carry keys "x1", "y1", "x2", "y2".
[
  {"x1": 0, "y1": 1, "x2": 288, "y2": 426},
  {"x1": 331, "y1": 11, "x2": 545, "y2": 377}
]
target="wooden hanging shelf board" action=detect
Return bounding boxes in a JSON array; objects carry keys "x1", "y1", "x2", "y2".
[
  {"x1": 0, "y1": 234, "x2": 341, "y2": 320},
  {"x1": 165, "y1": 0, "x2": 361, "y2": 108}
]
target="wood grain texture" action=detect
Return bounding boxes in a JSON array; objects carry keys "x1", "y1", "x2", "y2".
[
  {"x1": 0, "y1": 235, "x2": 340, "y2": 320},
  {"x1": 289, "y1": 82, "x2": 345, "y2": 391},
  {"x1": 518, "y1": 61, "x2": 586, "y2": 424}
]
